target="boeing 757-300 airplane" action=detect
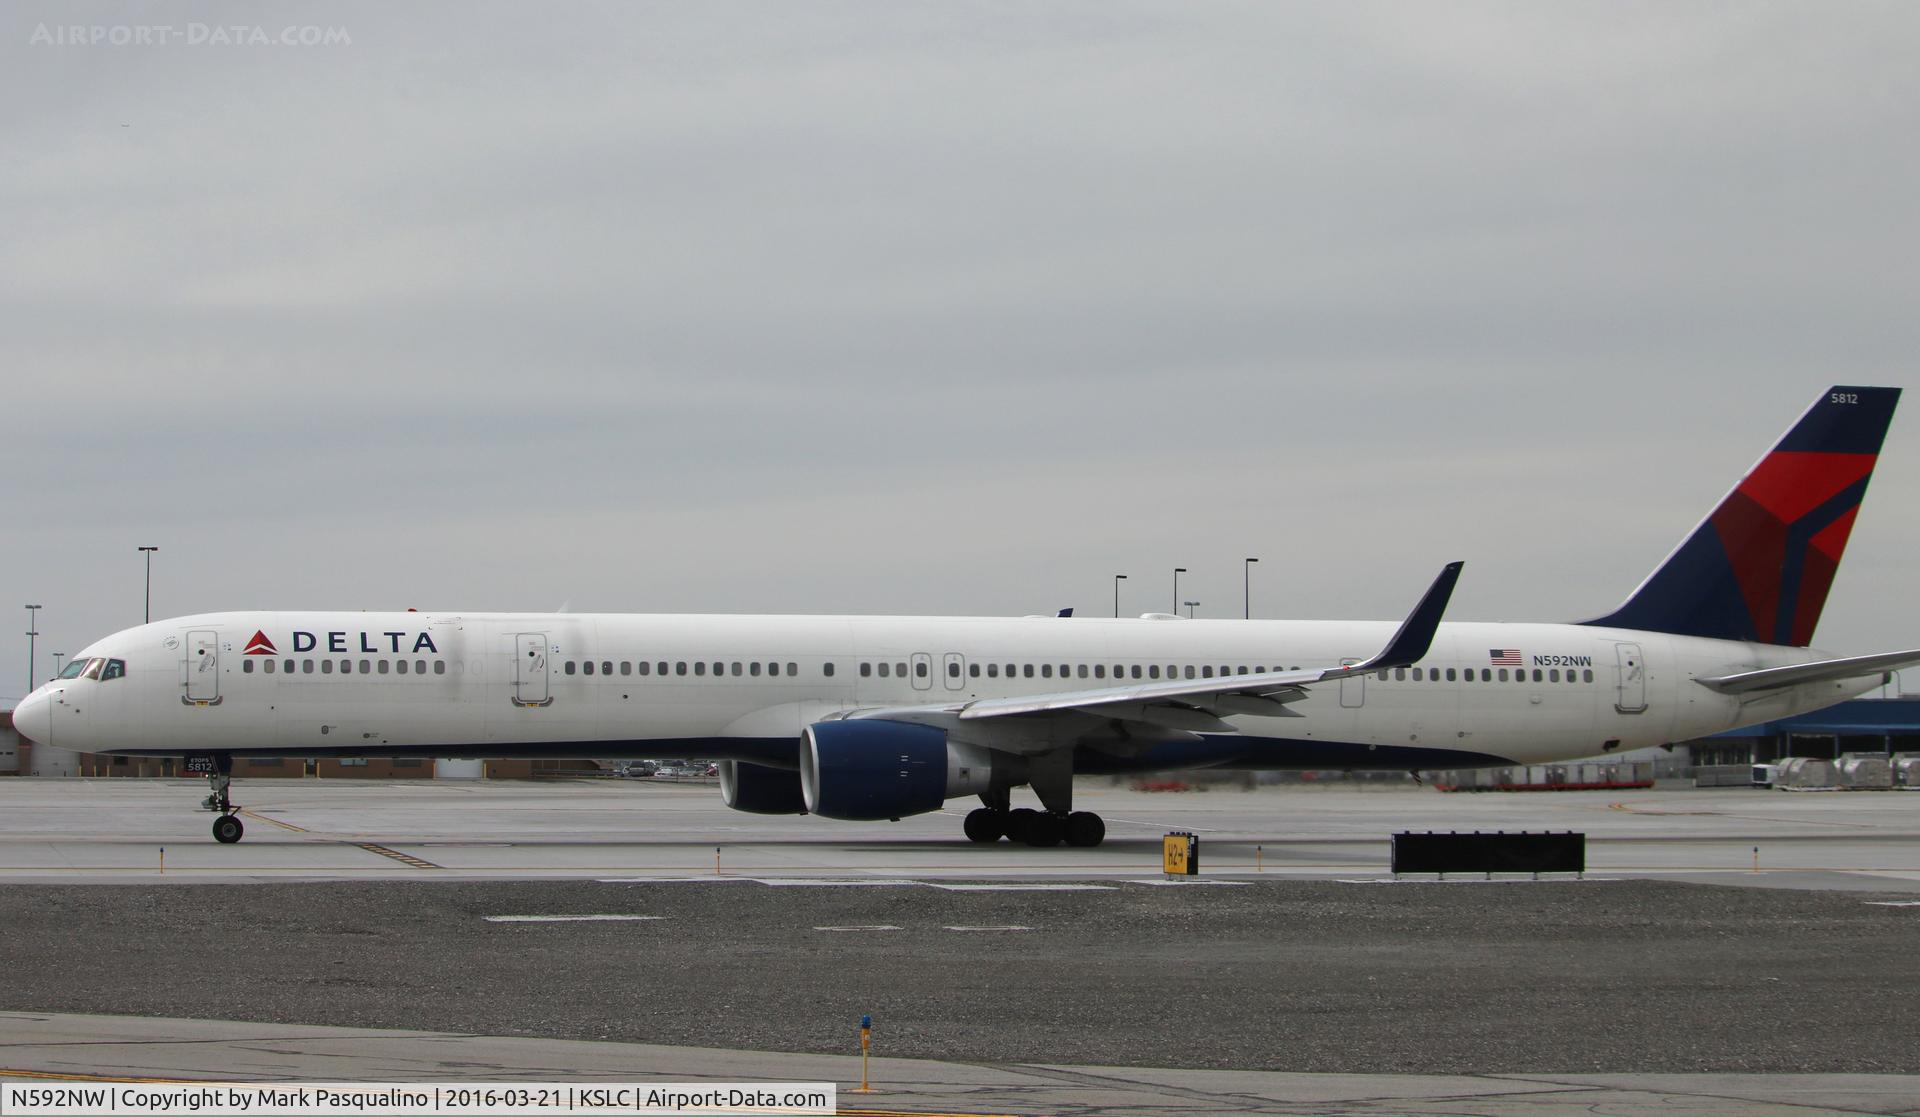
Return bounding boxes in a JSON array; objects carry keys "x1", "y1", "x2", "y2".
[{"x1": 13, "y1": 386, "x2": 1917, "y2": 846}]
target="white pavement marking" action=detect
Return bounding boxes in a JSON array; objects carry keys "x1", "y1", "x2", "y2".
[
  {"x1": 943, "y1": 925, "x2": 1032, "y2": 932},
  {"x1": 1123, "y1": 879, "x2": 1250, "y2": 887},
  {"x1": 483, "y1": 914, "x2": 665, "y2": 923},
  {"x1": 1864, "y1": 900, "x2": 1920, "y2": 907},
  {"x1": 753, "y1": 878, "x2": 923, "y2": 887},
  {"x1": 813, "y1": 925, "x2": 903, "y2": 932},
  {"x1": 925, "y1": 890, "x2": 1113, "y2": 898}
]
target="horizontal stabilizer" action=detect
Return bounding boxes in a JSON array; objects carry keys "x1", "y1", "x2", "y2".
[{"x1": 1694, "y1": 648, "x2": 1920, "y2": 695}]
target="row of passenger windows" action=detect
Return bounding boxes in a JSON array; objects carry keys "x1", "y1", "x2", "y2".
[
  {"x1": 565, "y1": 660, "x2": 801, "y2": 677},
  {"x1": 242, "y1": 658, "x2": 449, "y2": 676},
  {"x1": 1391, "y1": 666, "x2": 1594, "y2": 684},
  {"x1": 553, "y1": 660, "x2": 1596, "y2": 684}
]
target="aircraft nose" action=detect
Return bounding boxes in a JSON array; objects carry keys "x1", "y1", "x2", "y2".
[{"x1": 11, "y1": 689, "x2": 49, "y2": 746}]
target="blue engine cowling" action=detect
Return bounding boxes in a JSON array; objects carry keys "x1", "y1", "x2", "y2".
[
  {"x1": 717, "y1": 760, "x2": 809, "y2": 815},
  {"x1": 800, "y1": 720, "x2": 992, "y2": 821}
]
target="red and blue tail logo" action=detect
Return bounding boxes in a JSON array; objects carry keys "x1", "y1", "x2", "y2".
[{"x1": 1583, "y1": 386, "x2": 1899, "y2": 647}]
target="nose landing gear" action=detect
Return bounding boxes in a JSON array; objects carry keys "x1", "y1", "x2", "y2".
[{"x1": 186, "y1": 753, "x2": 244, "y2": 843}]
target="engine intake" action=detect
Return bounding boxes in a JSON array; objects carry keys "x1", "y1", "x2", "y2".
[{"x1": 800, "y1": 720, "x2": 993, "y2": 821}]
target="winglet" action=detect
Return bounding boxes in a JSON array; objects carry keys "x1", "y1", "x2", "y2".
[{"x1": 1356, "y1": 562, "x2": 1463, "y2": 672}]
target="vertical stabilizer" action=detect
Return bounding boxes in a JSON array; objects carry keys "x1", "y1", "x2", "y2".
[{"x1": 1581, "y1": 386, "x2": 1900, "y2": 646}]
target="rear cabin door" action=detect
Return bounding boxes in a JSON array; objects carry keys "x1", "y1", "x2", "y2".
[
  {"x1": 1614, "y1": 642, "x2": 1647, "y2": 714},
  {"x1": 514, "y1": 633, "x2": 551, "y2": 707},
  {"x1": 185, "y1": 630, "x2": 220, "y2": 703}
]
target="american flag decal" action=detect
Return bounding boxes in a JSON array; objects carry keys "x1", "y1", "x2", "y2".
[{"x1": 1489, "y1": 649, "x2": 1522, "y2": 666}]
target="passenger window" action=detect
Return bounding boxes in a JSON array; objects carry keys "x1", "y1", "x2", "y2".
[
  {"x1": 340, "y1": 660, "x2": 352, "y2": 675},
  {"x1": 621, "y1": 661, "x2": 632, "y2": 676},
  {"x1": 947, "y1": 662, "x2": 959, "y2": 678},
  {"x1": 243, "y1": 659, "x2": 255, "y2": 674},
  {"x1": 1041, "y1": 664, "x2": 1053, "y2": 678},
  {"x1": 917, "y1": 662, "x2": 929, "y2": 678},
  {"x1": 1584, "y1": 669, "x2": 1594, "y2": 682},
  {"x1": 304, "y1": 660, "x2": 315, "y2": 674},
  {"x1": 1022, "y1": 664, "x2": 1034, "y2": 678},
  {"x1": 1445, "y1": 668, "x2": 1456, "y2": 681},
  {"x1": 970, "y1": 664, "x2": 981, "y2": 678},
  {"x1": 1412, "y1": 668, "x2": 1423, "y2": 681},
  {"x1": 694, "y1": 662, "x2": 706, "y2": 676},
  {"x1": 787, "y1": 662, "x2": 797, "y2": 675},
  {"x1": 1094, "y1": 665, "x2": 1106, "y2": 679},
  {"x1": 731, "y1": 662, "x2": 742, "y2": 676},
  {"x1": 987, "y1": 663, "x2": 999, "y2": 678},
  {"x1": 1532, "y1": 669, "x2": 1543, "y2": 682},
  {"x1": 659, "y1": 662, "x2": 670, "y2": 675},
  {"x1": 396, "y1": 660, "x2": 408, "y2": 675},
  {"x1": 378, "y1": 660, "x2": 390, "y2": 675},
  {"x1": 1395, "y1": 668, "x2": 1406, "y2": 681},
  {"x1": 638, "y1": 661, "x2": 651, "y2": 676},
  {"x1": 1498, "y1": 668, "x2": 1509, "y2": 682},
  {"x1": 750, "y1": 662, "x2": 761, "y2": 677},
  {"x1": 896, "y1": 662, "x2": 907, "y2": 677},
  {"x1": 263, "y1": 659, "x2": 275, "y2": 674},
  {"x1": 1078, "y1": 665, "x2": 1089, "y2": 679},
  {"x1": 434, "y1": 661, "x2": 446, "y2": 675},
  {"x1": 1149, "y1": 666, "x2": 1161, "y2": 679},
  {"x1": 1131, "y1": 665, "x2": 1143, "y2": 679},
  {"x1": 822, "y1": 663, "x2": 835, "y2": 677},
  {"x1": 565, "y1": 661, "x2": 577, "y2": 676},
  {"x1": 321, "y1": 660, "x2": 334, "y2": 674},
  {"x1": 604, "y1": 661, "x2": 615, "y2": 676},
  {"x1": 1550, "y1": 669, "x2": 1560, "y2": 682},
  {"x1": 875, "y1": 663, "x2": 886, "y2": 678},
  {"x1": 1196, "y1": 666, "x2": 1207, "y2": 679}
]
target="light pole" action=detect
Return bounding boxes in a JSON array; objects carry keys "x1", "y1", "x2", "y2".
[
  {"x1": 139, "y1": 546, "x2": 159, "y2": 624},
  {"x1": 51, "y1": 652, "x2": 65, "y2": 678},
  {"x1": 25, "y1": 604, "x2": 40, "y2": 693},
  {"x1": 1184, "y1": 600, "x2": 1200, "y2": 619},
  {"x1": 1244, "y1": 557, "x2": 1259, "y2": 619},
  {"x1": 1113, "y1": 574, "x2": 1127, "y2": 619},
  {"x1": 1172, "y1": 567, "x2": 1186, "y2": 614}
]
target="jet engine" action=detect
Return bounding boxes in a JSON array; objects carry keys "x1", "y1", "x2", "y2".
[
  {"x1": 717, "y1": 760, "x2": 809, "y2": 815},
  {"x1": 799, "y1": 720, "x2": 994, "y2": 821}
]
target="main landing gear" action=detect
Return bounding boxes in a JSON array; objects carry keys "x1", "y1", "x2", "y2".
[
  {"x1": 963, "y1": 755, "x2": 1104, "y2": 847},
  {"x1": 191, "y1": 754, "x2": 245, "y2": 843},
  {"x1": 964, "y1": 807, "x2": 1106, "y2": 847}
]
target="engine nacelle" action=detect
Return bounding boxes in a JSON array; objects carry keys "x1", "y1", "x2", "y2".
[
  {"x1": 799, "y1": 720, "x2": 994, "y2": 821},
  {"x1": 717, "y1": 760, "x2": 809, "y2": 815}
]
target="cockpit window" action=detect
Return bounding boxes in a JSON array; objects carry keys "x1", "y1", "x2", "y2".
[
  {"x1": 102, "y1": 659, "x2": 126, "y2": 680},
  {"x1": 81, "y1": 657, "x2": 106, "y2": 680},
  {"x1": 57, "y1": 658, "x2": 88, "y2": 680}
]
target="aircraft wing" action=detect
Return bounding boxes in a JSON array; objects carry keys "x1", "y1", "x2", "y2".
[
  {"x1": 1693, "y1": 648, "x2": 1920, "y2": 695},
  {"x1": 851, "y1": 562, "x2": 1462, "y2": 728}
]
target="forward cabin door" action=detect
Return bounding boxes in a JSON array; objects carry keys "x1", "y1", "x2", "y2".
[
  {"x1": 1614, "y1": 642, "x2": 1647, "y2": 714},
  {"x1": 184, "y1": 630, "x2": 220, "y2": 704},
  {"x1": 513, "y1": 633, "x2": 552, "y2": 707}
]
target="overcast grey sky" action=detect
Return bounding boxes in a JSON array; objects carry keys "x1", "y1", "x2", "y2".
[{"x1": 4, "y1": 2, "x2": 1917, "y2": 703}]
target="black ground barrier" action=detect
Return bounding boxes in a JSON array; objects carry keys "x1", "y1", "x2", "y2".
[{"x1": 1390, "y1": 831, "x2": 1585, "y2": 876}]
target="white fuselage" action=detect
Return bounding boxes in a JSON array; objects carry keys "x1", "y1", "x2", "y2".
[{"x1": 16, "y1": 611, "x2": 1876, "y2": 770}]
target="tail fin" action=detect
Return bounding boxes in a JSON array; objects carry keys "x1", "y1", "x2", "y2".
[{"x1": 1581, "y1": 386, "x2": 1900, "y2": 646}]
